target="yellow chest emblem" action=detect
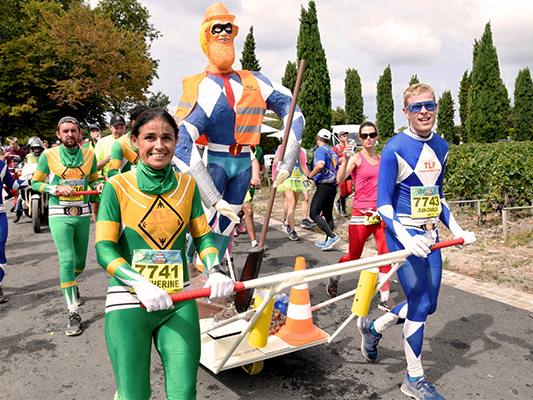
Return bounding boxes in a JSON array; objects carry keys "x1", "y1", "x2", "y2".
[{"x1": 138, "y1": 195, "x2": 185, "y2": 250}]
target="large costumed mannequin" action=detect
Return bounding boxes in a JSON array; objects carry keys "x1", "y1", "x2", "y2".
[{"x1": 173, "y1": 3, "x2": 304, "y2": 262}]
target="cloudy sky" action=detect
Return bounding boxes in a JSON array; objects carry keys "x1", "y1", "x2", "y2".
[{"x1": 91, "y1": 0, "x2": 533, "y2": 129}]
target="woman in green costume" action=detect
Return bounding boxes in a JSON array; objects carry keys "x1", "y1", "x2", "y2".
[{"x1": 95, "y1": 108, "x2": 234, "y2": 399}]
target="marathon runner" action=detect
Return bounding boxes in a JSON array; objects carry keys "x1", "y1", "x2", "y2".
[
  {"x1": 95, "y1": 108, "x2": 233, "y2": 399},
  {"x1": 31, "y1": 116, "x2": 104, "y2": 336}
]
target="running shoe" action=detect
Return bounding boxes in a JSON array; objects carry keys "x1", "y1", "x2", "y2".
[
  {"x1": 288, "y1": 230, "x2": 300, "y2": 241},
  {"x1": 341, "y1": 211, "x2": 349, "y2": 218},
  {"x1": 315, "y1": 238, "x2": 327, "y2": 247},
  {"x1": 357, "y1": 316, "x2": 381, "y2": 362},
  {"x1": 378, "y1": 298, "x2": 397, "y2": 312},
  {"x1": 300, "y1": 219, "x2": 315, "y2": 228},
  {"x1": 0, "y1": 285, "x2": 7, "y2": 303},
  {"x1": 321, "y1": 235, "x2": 340, "y2": 251},
  {"x1": 77, "y1": 287, "x2": 84, "y2": 306},
  {"x1": 282, "y1": 220, "x2": 290, "y2": 234},
  {"x1": 236, "y1": 222, "x2": 246, "y2": 234},
  {"x1": 334, "y1": 198, "x2": 341, "y2": 213},
  {"x1": 66, "y1": 312, "x2": 82, "y2": 336},
  {"x1": 326, "y1": 279, "x2": 338, "y2": 298},
  {"x1": 400, "y1": 374, "x2": 445, "y2": 399}
]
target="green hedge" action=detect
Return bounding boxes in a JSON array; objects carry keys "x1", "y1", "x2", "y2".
[{"x1": 444, "y1": 141, "x2": 533, "y2": 204}]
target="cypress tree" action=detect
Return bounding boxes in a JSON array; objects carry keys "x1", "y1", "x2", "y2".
[
  {"x1": 458, "y1": 70, "x2": 471, "y2": 142},
  {"x1": 409, "y1": 74, "x2": 420, "y2": 86},
  {"x1": 376, "y1": 65, "x2": 395, "y2": 141},
  {"x1": 281, "y1": 60, "x2": 297, "y2": 93},
  {"x1": 437, "y1": 90, "x2": 458, "y2": 144},
  {"x1": 466, "y1": 22, "x2": 509, "y2": 143},
  {"x1": 345, "y1": 68, "x2": 364, "y2": 124},
  {"x1": 513, "y1": 67, "x2": 533, "y2": 141},
  {"x1": 239, "y1": 26, "x2": 261, "y2": 71},
  {"x1": 296, "y1": 0, "x2": 332, "y2": 149}
]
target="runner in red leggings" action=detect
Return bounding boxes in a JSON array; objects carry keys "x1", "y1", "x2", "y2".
[{"x1": 326, "y1": 121, "x2": 395, "y2": 312}]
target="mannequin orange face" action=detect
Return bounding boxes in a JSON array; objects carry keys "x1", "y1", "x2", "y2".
[{"x1": 206, "y1": 18, "x2": 236, "y2": 73}]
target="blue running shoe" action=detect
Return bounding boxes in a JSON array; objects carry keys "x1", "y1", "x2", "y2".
[
  {"x1": 400, "y1": 374, "x2": 445, "y2": 399},
  {"x1": 300, "y1": 219, "x2": 315, "y2": 228},
  {"x1": 357, "y1": 316, "x2": 381, "y2": 362},
  {"x1": 315, "y1": 238, "x2": 327, "y2": 247},
  {"x1": 321, "y1": 235, "x2": 340, "y2": 251}
]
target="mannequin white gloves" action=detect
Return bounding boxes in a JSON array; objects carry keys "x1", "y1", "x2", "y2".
[
  {"x1": 131, "y1": 275, "x2": 173, "y2": 312},
  {"x1": 273, "y1": 169, "x2": 290, "y2": 188},
  {"x1": 205, "y1": 265, "x2": 234, "y2": 299},
  {"x1": 214, "y1": 199, "x2": 240, "y2": 223}
]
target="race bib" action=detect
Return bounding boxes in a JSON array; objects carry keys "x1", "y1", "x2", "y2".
[
  {"x1": 59, "y1": 179, "x2": 84, "y2": 205},
  {"x1": 290, "y1": 168, "x2": 301, "y2": 178},
  {"x1": 410, "y1": 186, "x2": 442, "y2": 219},
  {"x1": 131, "y1": 250, "x2": 184, "y2": 294},
  {"x1": 364, "y1": 214, "x2": 381, "y2": 226}
]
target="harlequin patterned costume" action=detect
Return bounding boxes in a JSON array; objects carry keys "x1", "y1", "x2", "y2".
[
  {"x1": 31, "y1": 145, "x2": 101, "y2": 313},
  {"x1": 95, "y1": 168, "x2": 219, "y2": 399},
  {"x1": 376, "y1": 129, "x2": 463, "y2": 377},
  {"x1": 173, "y1": 70, "x2": 304, "y2": 257}
]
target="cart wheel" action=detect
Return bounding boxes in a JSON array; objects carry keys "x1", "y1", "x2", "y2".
[{"x1": 242, "y1": 360, "x2": 264, "y2": 375}]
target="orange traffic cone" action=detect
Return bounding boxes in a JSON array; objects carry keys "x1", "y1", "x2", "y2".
[{"x1": 275, "y1": 257, "x2": 328, "y2": 346}]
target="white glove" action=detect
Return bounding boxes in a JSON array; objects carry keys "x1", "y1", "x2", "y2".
[
  {"x1": 205, "y1": 270, "x2": 234, "y2": 299},
  {"x1": 273, "y1": 169, "x2": 290, "y2": 188},
  {"x1": 131, "y1": 276, "x2": 173, "y2": 312},
  {"x1": 455, "y1": 230, "x2": 476, "y2": 247},
  {"x1": 401, "y1": 234, "x2": 432, "y2": 258},
  {"x1": 214, "y1": 199, "x2": 240, "y2": 223}
]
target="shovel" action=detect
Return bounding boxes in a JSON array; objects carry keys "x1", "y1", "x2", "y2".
[{"x1": 234, "y1": 59, "x2": 306, "y2": 312}]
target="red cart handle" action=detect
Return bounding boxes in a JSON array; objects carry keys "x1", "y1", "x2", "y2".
[
  {"x1": 431, "y1": 237, "x2": 464, "y2": 251},
  {"x1": 61, "y1": 190, "x2": 101, "y2": 196},
  {"x1": 168, "y1": 282, "x2": 246, "y2": 303}
]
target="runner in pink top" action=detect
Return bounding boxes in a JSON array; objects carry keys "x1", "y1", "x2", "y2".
[{"x1": 326, "y1": 121, "x2": 395, "y2": 312}]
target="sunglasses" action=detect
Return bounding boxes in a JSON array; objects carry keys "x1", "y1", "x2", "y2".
[
  {"x1": 211, "y1": 23, "x2": 233, "y2": 35},
  {"x1": 406, "y1": 100, "x2": 437, "y2": 114},
  {"x1": 360, "y1": 132, "x2": 378, "y2": 139}
]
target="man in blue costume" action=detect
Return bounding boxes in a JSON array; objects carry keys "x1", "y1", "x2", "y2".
[{"x1": 357, "y1": 83, "x2": 476, "y2": 400}]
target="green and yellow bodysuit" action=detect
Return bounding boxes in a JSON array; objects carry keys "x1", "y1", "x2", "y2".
[{"x1": 95, "y1": 162, "x2": 219, "y2": 400}]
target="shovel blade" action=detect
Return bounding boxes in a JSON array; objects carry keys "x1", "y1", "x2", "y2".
[{"x1": 234, "y1": 247, "x2": 264, "y2": 313}]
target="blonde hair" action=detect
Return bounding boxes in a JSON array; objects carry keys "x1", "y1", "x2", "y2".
[
  {"x1": 199, "y1": 21, "x2": 211, "y2": 57},
  {"x1": 403, "y1": 83, "x2": 436, "y2": 107}
]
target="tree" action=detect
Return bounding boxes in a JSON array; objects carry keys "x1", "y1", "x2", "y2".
[
  {"x1": 345, "y1": 68, "x2": 364, "y2": 124},
  {"x1": 0, "y1": 0, "x2": 157, "y2": 140},
  {"x1": 458, "y1": 69, "x2": 471, "y2": 141},
  {"x1": 437, "y1": 90, "x2": 458, "y2": 144},
  {"x1": 331, "y1": 107, "x2": 346, "y2": 125},
  {"x1": 240, "y1": 26, "x2": 261, "y2": 71},
  {"x1": 297, "y1": 1, "x2": 332, "y2": 149},
  {"x1": 148, "y1": 91, "x2": 171, "y2": 110},
  {"x1": 409, "y1": 74, "x2": 420, "y2": 86},
  {"x1": 94, "y1": 0, "x2": 161, "y2": 44},
  {"x1": 465, "y1": 22, "x2": 510, "y2": 143},
  {"x1": 376, "y1": 65, "x2": 394, "y2": 140},
  {"x1": 513, "y1": 67, "x2": 533, "y2": 141},
  {"x1": 281, "y1": 60, "x2": 297, "y2": 93}
]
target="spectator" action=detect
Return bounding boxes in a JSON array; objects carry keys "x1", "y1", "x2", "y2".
[{"x1": 333, "y1": 131, "x2": 353, "y2": 217}]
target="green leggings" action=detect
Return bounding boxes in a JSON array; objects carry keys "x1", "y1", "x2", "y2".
[
  {"x1": 49, "y1": 215, "x2": 90, "y2": 310},
  {"x1": 105, "y1": 300, "x2": 201, "y2": 400}
]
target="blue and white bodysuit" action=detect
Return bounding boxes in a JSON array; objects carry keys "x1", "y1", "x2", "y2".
[{"x1": 376, "y1": 129, "x2": 465, "y2": 377}]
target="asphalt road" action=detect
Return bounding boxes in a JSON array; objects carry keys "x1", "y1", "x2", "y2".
[{"x1": 0, "y1": 210, "x2": 532, "y2": 399}]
